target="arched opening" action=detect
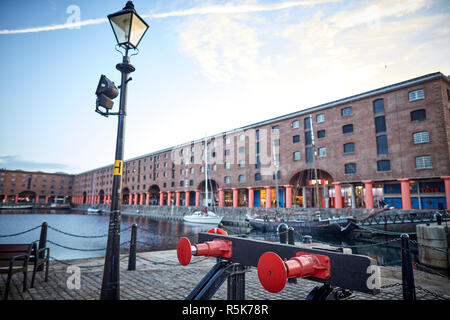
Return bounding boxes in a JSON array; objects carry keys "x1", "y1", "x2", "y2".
[
  {"x1": 82, "y1": 191, "x2": 87, "y2": 204},
  {"x1": 197, "y1": 179, "x2": 219, "y2": 206},
  {"x1": 122, "y1": 187, "x2": 130, "y2": 204},
  {"x1": 148, "y1": 185, "x2": 160, "y2": 205},
  {"x1": 289, "y1": 169, "x2": 334, "y2": 208},
  {"x1": 18, "y1": 191, "x2": 36, "y2": 203},
  {"x1": 99, "y1": 190, "x2": 105, "y2": 204}
]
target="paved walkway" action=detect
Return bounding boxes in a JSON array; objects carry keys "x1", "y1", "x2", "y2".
[{"x1": 1, "y1": 250, "x2": 449, "y2": 300}]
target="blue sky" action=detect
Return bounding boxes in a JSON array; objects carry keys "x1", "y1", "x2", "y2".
[{"x1": 0, "y1": 0, "x2": 449, "y2": 174}]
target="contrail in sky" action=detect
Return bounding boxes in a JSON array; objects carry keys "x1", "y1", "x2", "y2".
[{"x1": 0, "y1": 0, "x2": 338, "y2": 35}]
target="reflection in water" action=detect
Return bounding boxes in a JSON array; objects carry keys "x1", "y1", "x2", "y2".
[{"x1": 0, "y1": 210, "x2": 444, "y2": 275}]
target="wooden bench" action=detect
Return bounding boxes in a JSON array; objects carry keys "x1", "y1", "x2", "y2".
[{"x1": 0, "y1": 243, "x2": 50, "y2": 300}]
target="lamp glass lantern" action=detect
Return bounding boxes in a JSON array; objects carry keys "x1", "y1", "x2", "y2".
[{"x1": 108, "y1": 1, "x2": 149, "y2": 49}]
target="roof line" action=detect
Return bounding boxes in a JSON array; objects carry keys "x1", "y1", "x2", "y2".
[{"x1": 78, "y1": 71, "x2": 448, "y2": 175}]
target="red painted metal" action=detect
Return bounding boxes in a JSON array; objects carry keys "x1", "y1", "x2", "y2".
[
  {"x1": 207, "y1": 228, "x2": 228, "y2": 235},
  {"x1": 257, "y1": 251, "x2": 331, "y2": 293},
  {"x1": 177, "y1": 237, "x2": 232, "y2": 266},
  {"x1": 177, "y1": 237, "x2": 193, "y2": 266}
]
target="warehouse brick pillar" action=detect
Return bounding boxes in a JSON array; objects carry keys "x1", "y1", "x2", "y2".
[
  {"x1": 45, "y1": 195, "x2": 49, "y2": 204},
  {"x1": 441, "y1": 176, "x2": 450, "y2": 209},
  {"x1": 176, "y1": 191, "x2": 180, "y2": 206},
  {"x1": 146, "y1": 192, "x2": 150, "y2": 206},
  {"x1": 35, "y1": 195, "x2": 39, "y2": 204},
  {"x1": 247, "y1": 187, "x2": 254, "y2": 208},
  {"x1": 232, "y1": 188, "x2": 239, "y2": 207},
  {"x1": 185, "y1": 191, "x2": 190, "y2": 207},
  {"x1": 398, "y1": 178, "x2": 412, "y2": 210},
  {"x1": 332, "y1": 182, "x2": 343, "y2": 209},
  {"x1": 140, "y1": 193, "x2": 145, "y2": 205},
  {"x1": 218, "y1": 189, "x2": 224, "y2": 207},
  {"x1": 195, "y1": 190, "x2": 200, "y2": 206},
  {"x1": 159, "y1": 192, "x2": 164, "y2": 206},
  {"x1": 265, "y1": 186, "x2": 272, "y2": 208},
  {"x1": 167, "y1": 192, "x2": 172, "y2": 206},
  {"x1": 285, "y1": 185, "x2": 293, "y2": 208},
  {"x1": 362, "y1": 180, "x2": 374, "y2": 209}
]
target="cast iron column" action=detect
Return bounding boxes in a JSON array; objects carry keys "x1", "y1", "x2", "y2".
[{"x1": 100, "y1": 53, "x2": 135, "y2": 300}]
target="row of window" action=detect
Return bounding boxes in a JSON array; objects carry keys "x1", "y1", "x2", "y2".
[{"x1": 343, "y1": 156, "x2": 432, "y2": 174}]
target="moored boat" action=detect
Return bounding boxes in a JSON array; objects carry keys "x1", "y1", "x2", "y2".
[
  {"x1": 0, "y1": 204, "x2": 33, "y2": 210},
  {"x1": 184, "y1": 207, "x2": 223, "y2": 224},
  {"x1": 247, "y1": 214, "x2": 357, "y2": 236},
  {"x1": 87, "y1": 205, "x2": 101, "y2": 214}
]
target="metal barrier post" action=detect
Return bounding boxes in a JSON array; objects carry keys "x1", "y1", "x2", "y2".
[
  {"x1": 128, "y1": 224, "x2": 137, "y2": 271},
  {"x1": 401, "y1": 233, "x2": 416, "y2": 300},
  {"x1": 37, "y1": 222, "x2": 48, "y2": 271},
  {"x1": 287, "y1": 227, "x2": 297, "y2": 284},
  {"x1": 435, "y1": 212, "x2": 442, "y2": 225},
  {"x1": 278, "y1": 223, "x2": 288, "y2": 244},
  {"x1": 227, "y1": 264, "x2": 246, "y2": 300}
]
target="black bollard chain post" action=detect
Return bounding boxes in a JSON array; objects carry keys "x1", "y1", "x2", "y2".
[
  {"x1": 287, "y1": 227, "x2": 297, "y2": 285},
  {"x1": 37, "y1": 222, "x2": 48, "y2": 271},
  {"x1": 278, "y1": 223, "x2": 288, "y2": 244},
  {"x1": 128, "y1": 224, "x2": 137, "y2": 271},
  {"x1": 401, "y1": 233, "x2": 416, "y2": 300}
]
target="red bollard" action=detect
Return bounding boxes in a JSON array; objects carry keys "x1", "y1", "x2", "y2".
[
  {"x1": 257, "y1": 251, "x2": 331, "y2": 293},
  {"x1": 177, "y1": 237, "x2": 232, "y2": 266}
]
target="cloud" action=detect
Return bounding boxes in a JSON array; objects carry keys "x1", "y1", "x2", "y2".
[
  {"x1": 0, "y1": 17, "x2": 108, "y2": 35},
  {"x1": 0, "y1": 155, "x2": 70, "y2": 173},
  {"x1": 150, "y1": 0, "x2": 340, "y2": 18},
  {"x1": 178, "y1": 14, "x2": 264, "y2": 83},
  {"x1": 0, "y1": 0, "x2": 339, "y2": 35}
]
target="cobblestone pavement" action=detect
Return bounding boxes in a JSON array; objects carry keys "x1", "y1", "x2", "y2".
[{"x1": 1, "y1": 250, "x2": 449, "y2": 300}]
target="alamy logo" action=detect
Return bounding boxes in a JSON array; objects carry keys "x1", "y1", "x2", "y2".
[
  {"x1": 66, "y1": 266, "x2": 81, "y2": 290},
  {"x1": 366, "y1": 265, "x2": 381, "y2": 290},
  {"x1": 66, "y1": 5, "x2": 81, "y2": 29}
]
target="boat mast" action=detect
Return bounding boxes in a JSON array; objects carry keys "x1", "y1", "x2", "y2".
[
  {"x1": 310, "y1": 114, "x2": 321, "y2": 210},
  {"x1": 91, "y1": 172, "x2": 97, "y2": 205},
  {"x1": 204, "y1": 136, "x2": 209, "y2": 207},
  {"x1": 272, "y1": 140, "x2": 279, "y2": 210}
]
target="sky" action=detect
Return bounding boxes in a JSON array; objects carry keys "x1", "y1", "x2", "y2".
[{"x1": 0, "y1": 0, "x2": 449, "y2": 175}]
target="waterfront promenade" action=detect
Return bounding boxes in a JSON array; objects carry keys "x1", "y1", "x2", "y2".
[{"x1": 2, "y1": 250, "x2": 449, "y2": 300}]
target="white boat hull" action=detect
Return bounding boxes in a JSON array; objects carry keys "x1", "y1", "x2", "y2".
[{"x1": 183, "y1": 211, "x2": 223, "y2": 224}]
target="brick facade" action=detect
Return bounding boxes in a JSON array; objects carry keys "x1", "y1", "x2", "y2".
[
  {"x1": 68, "y1": 72, "x2": 450, "y2": 209},
  {"x1": 0, "y1": 170, "x2": 74, "y2": 203}
]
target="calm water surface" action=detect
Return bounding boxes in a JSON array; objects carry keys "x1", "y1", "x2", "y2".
[{"x1": 0, "y1": 209, "x2": 421, "y2": 269}]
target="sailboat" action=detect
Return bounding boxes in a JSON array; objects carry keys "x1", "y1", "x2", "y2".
[
  {"x1": 87, "y1": 172, "x2": 101, "y2": 214},
  {"x1": 183, "y1": 136, "x2": 223, "y2": 225}
]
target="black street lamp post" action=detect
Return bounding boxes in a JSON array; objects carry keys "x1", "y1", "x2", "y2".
[{"x1": 98, "y1": 1, "x2": 149, "y2": 300}]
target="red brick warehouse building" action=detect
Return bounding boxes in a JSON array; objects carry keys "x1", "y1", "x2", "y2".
[
  {"x1": 71, "y1": 72, "x2": 450, "y2": 210},
  {"x1": 0, "y1": 170, "x2": 74, "y2": 204}
]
